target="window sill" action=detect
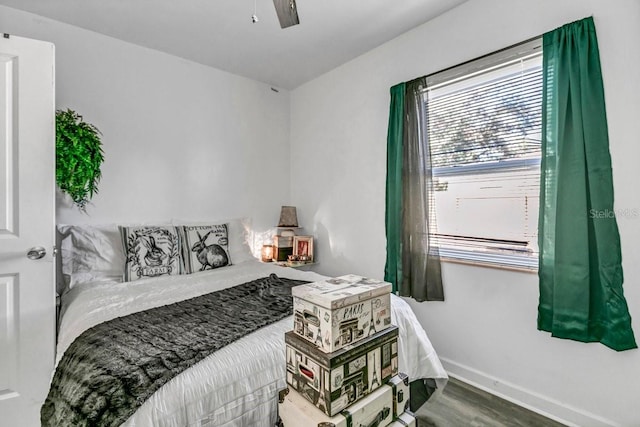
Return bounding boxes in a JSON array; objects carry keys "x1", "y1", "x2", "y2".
[{"x1": 438, "y1": 249, "x2": 538, "y2": 274}]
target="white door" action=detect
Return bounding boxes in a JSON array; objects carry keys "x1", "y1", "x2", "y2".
[{"x1": 0, "y1": 34, "x2": 55, "y2": 427}]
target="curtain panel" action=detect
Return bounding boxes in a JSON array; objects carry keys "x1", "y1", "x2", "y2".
[
  {"x1": 385, "y1": 83, "x2": 405, "y2": 293},
  {"x1": 385, "y1": 81, "x2": 444, "y2": 301},
  {"x1": 538, "y1": 17, "x2": 636, "y2": 351}
]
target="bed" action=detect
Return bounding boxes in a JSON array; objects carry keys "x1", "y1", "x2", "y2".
[{"x1": 48, "y1": 221, "x2": 448, "y2": 426}]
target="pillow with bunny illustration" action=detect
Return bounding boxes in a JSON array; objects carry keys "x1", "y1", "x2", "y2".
[
  {"x1": 120, "y1": 225, "x2": 182, "y2": 281},
  {"x1": 178, "y1": 224, "x2": 231, "y2": 274}
]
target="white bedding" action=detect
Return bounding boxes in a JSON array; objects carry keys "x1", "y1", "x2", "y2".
[{"x1": 56, "y1": 260, "x2": 447, "y2": 427}]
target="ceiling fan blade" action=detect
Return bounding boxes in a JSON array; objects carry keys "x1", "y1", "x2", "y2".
[{"x1": 273, "y1": 0, "x2": 300, "y2": 29}]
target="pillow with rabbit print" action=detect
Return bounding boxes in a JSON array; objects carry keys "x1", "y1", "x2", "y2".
[
  {"x1": 179, "y1": 224, "x2": 231, "y2": 274},
  {"x1": 120, "y1": 225, "x2": 182, "y2": 281}
]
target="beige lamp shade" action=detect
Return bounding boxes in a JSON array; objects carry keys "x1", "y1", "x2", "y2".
[{"x1": 277, "y1": 206, "x2": 299, "y2": 227}]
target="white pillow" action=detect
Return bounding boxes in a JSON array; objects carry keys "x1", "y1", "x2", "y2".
[
  {"x1": 172, "y1": 217, "x2": 255, "y2": 264},
  {"x1": 120, "y1": 225, "x2": 182, "y2": 282},
  {"x1": 57, "y1": 224, "x2": 125, "y2": 289},
  {"x1": 179, "y1": 224, "x2": 231, "y2": 273}
]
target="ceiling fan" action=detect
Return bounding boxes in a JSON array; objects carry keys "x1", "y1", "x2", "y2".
[{"x1": 272, "y1": 0, "x2": 300, "y2": 28}]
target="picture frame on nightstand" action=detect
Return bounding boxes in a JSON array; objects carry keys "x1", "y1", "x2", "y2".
[{"x1": 292, "y1": 236, "x2": 313, "y2": 261}]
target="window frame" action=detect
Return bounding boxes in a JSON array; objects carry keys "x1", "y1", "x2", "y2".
[{"x1": 423, "y1": 38, "x2": 543, "y2": 272}]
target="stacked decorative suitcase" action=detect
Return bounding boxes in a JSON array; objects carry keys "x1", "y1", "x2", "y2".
[{"x1": 277, "y1": 274, "x2": 416, "y2": 427}]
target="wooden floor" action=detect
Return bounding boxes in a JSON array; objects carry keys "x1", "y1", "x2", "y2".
[{"x1": 415, "y1": 377, "x2": 567, "y2": 427}]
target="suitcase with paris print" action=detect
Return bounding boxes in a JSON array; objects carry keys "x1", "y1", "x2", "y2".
[
  {"x1": 277, "y1": 378, "x2": 395, "y2": 427},
  {"x1": 284, "y1": 326, "x2": 398, "y2": 416}
]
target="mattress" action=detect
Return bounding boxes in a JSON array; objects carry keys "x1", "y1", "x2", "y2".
[{"x1": 55, "y1": 260, "x2": 447, "y2": 426}]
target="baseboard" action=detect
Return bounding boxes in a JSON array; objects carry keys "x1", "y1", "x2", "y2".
[{"x1": 440, "y1": 357, "x2": 620, "y2": 427}]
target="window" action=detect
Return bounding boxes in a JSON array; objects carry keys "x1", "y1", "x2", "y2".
[{"x1": 422, "y1": 40, "x2": 542, "y2": 269}]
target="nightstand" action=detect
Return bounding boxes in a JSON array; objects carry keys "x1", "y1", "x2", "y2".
[{"x1": 274, "y1": 261, "x2": 317, "y2": 271}]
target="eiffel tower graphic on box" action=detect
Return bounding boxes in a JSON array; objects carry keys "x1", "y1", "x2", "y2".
[
  {"x1": 316, "y1": 375, "x2": 327, "y2": 414},
  {"x1": 315, "y1": 322, "x2": 324, "y2": 349},
  {"x1": 369, "y1": 351, "x2": 380, "y2": 391},
  {"x1": 368, "y1": 299, "x2": 377, "y2": 337}
]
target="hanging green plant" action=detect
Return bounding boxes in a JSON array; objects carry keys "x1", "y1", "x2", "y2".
[{"x1": 55, "y1": 109, "x2": 104, "y2": 211}]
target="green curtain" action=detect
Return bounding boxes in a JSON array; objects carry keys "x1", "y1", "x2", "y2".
[
  {"x1": 385, "y1": 81, "x2": 444, "y2": 300},
  {"x1": 538, "y1": 17, "x2": 636, "y2": 351},
  {"x1": 385, "y1": 83, "x2": 405, "y2": 292}
]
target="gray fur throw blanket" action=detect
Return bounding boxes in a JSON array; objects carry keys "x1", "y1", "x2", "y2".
[{"x1": 41, "y1": 274, "x2": 309, "y2": 427}]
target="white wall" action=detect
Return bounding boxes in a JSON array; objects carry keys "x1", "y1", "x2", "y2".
[
  {"x1": 290, "y1": 1, "x2": 640, "y2": 426},
  {"x1": 0, "y1": 5, "x2": 291, "y2": 233}
]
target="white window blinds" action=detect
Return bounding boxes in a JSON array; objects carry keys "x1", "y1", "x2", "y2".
[{"x1": 422, "y1": 40, "x2": 542, "y2": 269}]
